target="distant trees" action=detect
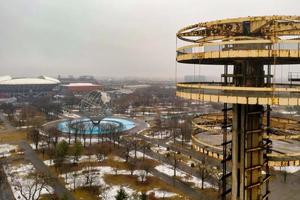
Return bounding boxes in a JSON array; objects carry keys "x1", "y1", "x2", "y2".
[
  {"x1": 32, "y1": 96, "x2": 62, "y2": 120},
  {"x1": 110, "y1": 85, "x2": 180, "y2": 114},
  {"x1": 0, "y1": 103, "x2": 15, "y2": 119}
]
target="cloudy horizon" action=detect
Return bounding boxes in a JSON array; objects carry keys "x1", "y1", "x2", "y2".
[{"x1": 0, "y1": 0, "x2": 299, "y2": 80}]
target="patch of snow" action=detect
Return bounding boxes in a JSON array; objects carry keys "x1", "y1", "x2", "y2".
[
  {"x1": 62, "y1": 112, "x2": 81, "y2": 119},
  {"x1": 128, "y1": 150, "x2": 152, "y2": 159},
  {"x1": 112, "y1": 156, "x2": 126, "y2": 162},
  {"x1": 43, "y1": 155, "x2": 99, "y2": 166},
  {"x1": 56, "y1": 136, "x2": 111, "y2": 145},
  {"x1": 144, "y1": 130, "x2": 171, "y2": 139},
  {"x1": 186, "y1": 160, "x2": 195, "y2": 167},
  {"x1": 60, "y1": 165, "x2": 153, "y2": 191},
  {"x1": 280, "y1": 111, "x2": 297, "y2": 115},
  {"x1": 147, "y1": 188, "x2": 178, "y2": 198},
  {"x1": 43, "y1": 159, "x2": 55, "y2": 166},
  {"x1": 61, "y1": 166, "x2": 114, "y2": 189},
  {"x1": 0, "y1": 144, "x2": 18, "y2": 157},
  {"x1": 155, "y1": 164, "x2": 214, "y2": 189},
  {"x1": 100, "y1": 185, "x2": 135, "y2": 200},
  {"x1": 273, "y1": 166, "x2": 300, "y2": 173},
  {"x1": 151, "y1": 146, "x2": 169, "y2": 155},
  {"x1": 29, "y1": 142, "x2": 47, "y2": 150}
]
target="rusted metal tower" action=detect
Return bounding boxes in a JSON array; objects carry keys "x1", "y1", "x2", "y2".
[{"x1": 176, "y1": 16, "x2": 300, "y2": 200}]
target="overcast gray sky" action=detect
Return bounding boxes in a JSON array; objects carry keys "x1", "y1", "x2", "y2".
[{"x1": 0, "y1": 0, "x2": 299, "y2": 79}]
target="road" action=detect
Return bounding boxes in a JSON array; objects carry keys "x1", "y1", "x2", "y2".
[
  {"x1": 270, "y1": 170, "x2": 300, "y2": 200},
  {"x1": 19, "y1": 141, "x2": 75, "y2": 200},
  {"x1": 0, "y1": 162, "x2": 14, "y2": 200}
]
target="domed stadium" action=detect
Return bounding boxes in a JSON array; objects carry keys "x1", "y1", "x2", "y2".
[{"x1": 0, "y1": 75, "x2": 60, "y2": 99}]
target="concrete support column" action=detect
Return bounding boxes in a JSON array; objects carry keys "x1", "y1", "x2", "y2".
[{"x1": 231, "y1": 62, "x2": 265, "y2": 200}]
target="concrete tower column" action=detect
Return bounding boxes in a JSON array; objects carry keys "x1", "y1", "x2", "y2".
[{"x1": 231, "y1": 62, "x2": 265, "y2": 200}]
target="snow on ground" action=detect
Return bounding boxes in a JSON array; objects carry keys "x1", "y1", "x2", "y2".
[
  {"x1": 30, "y1": 142, "x2": 47, "y2": 150},
  {"x1": 56, "y1": 136, "x2": 112, "y2": 145},
  {"x1": 128, "y1": 150, "x2": 153, "y2": 160},
  {"x1": 151, "y1": 146, "x2": 169, "y2": 155},
  {"x1": 155, "y1": 164, "x2": 214, "y2": 189},
  {"x1": 61, "y1": 166, "x2": 112, "y2": 189},
  {"x1": 60, "y1": 166, "x2": 149, "y2": 190},
  {"x1": 100, "y1": 185, "x2": 135, "y2": 200},
  {"x1": 43, "y1": 155, "x2": 99, "y2": 166},
  {"x1": 61, "y1": 165, "x2": 171, "y2": 199},
  {"x1": 61, "y1": 112, "x2": 81, "y2": 119},
  {"x1": 147, "y1": 188, "x2": 178, "y2": 198},
  {"x1": 43, "y1": 159, "x2": 55, "y2": 166},
  {"x1": 186, "y1": 160, "x2": 195, "y2": 167},
  {"x1": 112, "y1": 156, "x2": 126, "y2": 162},
  {"x1": 175, "y1": 136, "x2": 192, "y2": 145},
  {"x1": 3, "y1": 163, "x2": 53, "y2": 200},
  {"x1": 273, "y1": 166, "x2": 300, "y2": 173},
  {"x1": 0, "y1": 144, "x2": 19, "y2": 157},
  {"x1": 144, "y1": 130, "x2": 171, "y2": 139}
]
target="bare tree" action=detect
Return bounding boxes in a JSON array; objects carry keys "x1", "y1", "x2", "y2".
[
  {"x1": 87, "y1": 122, "x2": 95, "y2": 146},
  {"x1": 72, "y1": 171, "x2": 77, "y2": 191},
  {"x1": 138, "y1": 160, "x2": 153, "y2": 177},
  {"x1": 84, "y1": 169, "x2": 97, "y2": 188},
  {"x1": 66, "y1": 118, "x2": 72, "y2": 144},
  {"x1": 140, "y1": 141, "x2": 150, "y2": 161},
  {"x1": 11, "y1": 173, "x2": 51, "y2": 200},
  {"x1": 96, "y1": 143, "x2": 111, "y2": 161},
  {"x1": 172, "y1": 152, "x2": 178, "y2": 177},
  {"x1": 197, "y1": 155, "x2": 210, "y2": 189},
  {"x1": 46, "y1": 127, "x2": 59, "y2": 148},
  {"x1": 128, "y1": 158, "x2": 137, "y2": 176},
  {"x1": 28, "y1": 128, "x2": 40, "y2": 150}
]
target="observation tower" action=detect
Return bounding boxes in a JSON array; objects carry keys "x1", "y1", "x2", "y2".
[{"x1": 176, "y1": 16, "x2": 300, "y2": 200}]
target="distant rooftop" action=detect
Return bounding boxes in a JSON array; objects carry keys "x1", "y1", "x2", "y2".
[
  {"x1": 63, "y1": 83, "x2": 101, "y2": 87},
  {"x1": 0, "y1": 75, "x2": 60, "y2": 85}
]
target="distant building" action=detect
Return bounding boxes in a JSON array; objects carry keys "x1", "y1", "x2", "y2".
[
  {"x1": 184, "y1": 75, "x2": 206, "y2": 82},
  {"x1": 0, "y1": 75, "x2": 60, "y2": 100},
  {"x1": 58, "y1": 75, "x2": 98, "y2": 84},
  {"x1": 62, "y1": 83, "x2": 102, "y2": 95}
]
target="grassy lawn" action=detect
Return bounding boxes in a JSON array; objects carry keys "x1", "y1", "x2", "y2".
[
  {"x1": 0, "y1": 131, "x2": 26, "y2": 143},
  {"x1": 39, "y1": 194, "x2": 58, "y2": 200},
  {"x1": 73, "y1": 187, "x2": 100, "y2": 200}
]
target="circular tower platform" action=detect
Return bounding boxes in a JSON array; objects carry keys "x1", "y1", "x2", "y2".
[{"x1": 176, "y1": 16, "x2": 300, "y2": 200}]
